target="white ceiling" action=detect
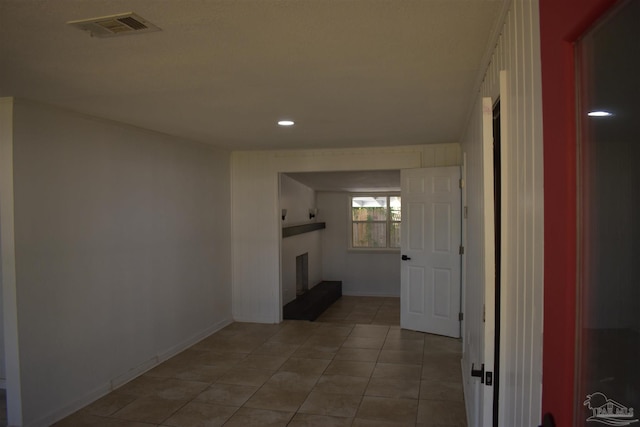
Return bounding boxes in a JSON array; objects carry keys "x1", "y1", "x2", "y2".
[{"x1": 0, "y1": 0, "x2": 505, "y2": 151}]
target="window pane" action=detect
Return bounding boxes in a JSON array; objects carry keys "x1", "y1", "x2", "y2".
[
  {"x1": 351, "y1": 197, "x2": 388, "y2": 221},
  {"x1": 390, "y1": 222, "x2": 401, "y2": 248},
  {"x1": 390, "y1": 196, "x2": 401, "y2": 221},
  {"x1": 352, "y1": 207, "x2": 388, "y2": 221},
  {"x1": 352, "y1": 222, "x2": 387, "y2": 247}
]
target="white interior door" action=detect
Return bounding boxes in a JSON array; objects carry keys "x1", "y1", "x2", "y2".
[{"x1": 400, "y1": 166, "x2": 461, "y2": 338}]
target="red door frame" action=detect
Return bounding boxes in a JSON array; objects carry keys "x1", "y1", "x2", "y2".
[{"x1": 540, "y1": 0, "x2": 617, "y2": 425}]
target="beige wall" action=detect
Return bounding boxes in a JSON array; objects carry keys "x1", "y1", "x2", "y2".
[
  {"x1": 318, "y1": 191, "x2": 400, "y2": 296},
  {"x1": 4, "y1": 99, "x2": 233, "y2": 426}
]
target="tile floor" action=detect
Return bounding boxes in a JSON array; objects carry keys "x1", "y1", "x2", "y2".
[{"x1": 48, "y1": 296, "x2": 466, "y2": 426}]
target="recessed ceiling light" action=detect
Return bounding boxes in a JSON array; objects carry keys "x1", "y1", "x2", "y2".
[
  {"x1": 278, "y1": 120, "x2": 295, "y2": 126},
  {"x1": 587, "y1": 111, "x2": 613, "y2": 117}
]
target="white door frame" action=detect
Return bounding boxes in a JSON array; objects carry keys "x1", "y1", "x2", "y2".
[
  {"x1": 479, "y1": 70, "x2": 510, "y2": 427},
  {"x1": 461, "y1": 154, "x2": 467, "y2": 353},
  {"x1": 481, "y1": 95, "x2": 496, "y2": 427}
]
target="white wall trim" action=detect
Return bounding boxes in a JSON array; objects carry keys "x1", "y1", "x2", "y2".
[
  {"x1": 0, "y1": 97, "x2": 24, "y2": 427},
  {"x1": 497, "y1": 69, "x2": 511, "y2": 426}
]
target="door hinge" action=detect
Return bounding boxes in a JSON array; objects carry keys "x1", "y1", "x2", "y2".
[
  {"x1": 459, "y1": 178, "x2": 465, "y2": 189},
  {"x1": 464, "y1": 206, "x2": 468, "y2": 219},
  {"x1": 459, "y1": 245, "x2": 464, "y2": 255},
  {"x1": 458, "y1": 312, "x2": 463, "y2": 321},
  {"x1": 483, "y1": 304, "x2": 486, "y2": 322}
]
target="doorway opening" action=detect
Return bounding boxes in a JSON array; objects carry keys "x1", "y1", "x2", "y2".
[{"x1": 279, "y1": 170, "x2": 402, "y2": 321}]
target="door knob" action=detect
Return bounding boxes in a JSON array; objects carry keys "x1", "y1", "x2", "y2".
[
  {"x1": 471, "y1": 363, "x2": 485, "y2": 383},
  {"x1": 401, "y1": 255, "x2": 411, "y2": 260}
]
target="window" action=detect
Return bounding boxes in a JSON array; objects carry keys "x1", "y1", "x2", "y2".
[{"x1": 350, "y1": 195, "x2": 401, "y2": 249}]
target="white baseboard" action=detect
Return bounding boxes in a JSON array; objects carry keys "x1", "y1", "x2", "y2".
[
  {"x1": 155, "y1": 318, "x2": 233, "y2": 363},
  {"x1": 232, "y1": 313, "x2": 280, "y2": 324},
  {"x1": 109, "y1": 317, "x2": 233, "y2": 390},
  {"x1": 30, "y1": 318, "x2": 233, "y2": 427},
  {"x1": 461, "y1": 358, "x2": 477, "y2": 427}
]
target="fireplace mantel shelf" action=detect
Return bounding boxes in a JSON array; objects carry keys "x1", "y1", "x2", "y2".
[{"x1": 282, "y1": 222, "x2": 326, "y2": 238}]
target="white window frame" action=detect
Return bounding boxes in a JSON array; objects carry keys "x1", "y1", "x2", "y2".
[{"x1": 349, "y1": 193, "x2": 401, "y2": 252}]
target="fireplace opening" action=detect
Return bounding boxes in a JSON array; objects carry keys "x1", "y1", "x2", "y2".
[{"x1": 296, "y1": 253, "x2": 309, "y2": 297}]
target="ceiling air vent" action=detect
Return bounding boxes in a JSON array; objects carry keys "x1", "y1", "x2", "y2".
[{"x1": 67, "y1": 12, "x2": 161, "y2": 38}]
